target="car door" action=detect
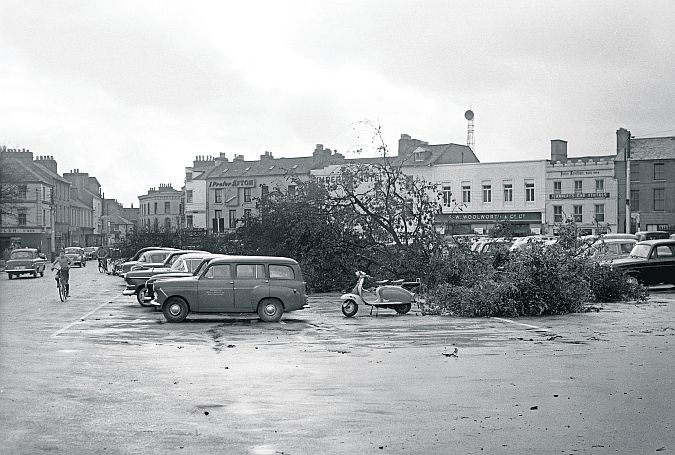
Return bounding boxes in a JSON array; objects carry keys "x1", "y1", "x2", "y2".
[
  {"x1": 233, "y1": 263, "x2": 268, "y2": 311},
  {"x1": 197, "y1": 264, "x2": 235, "y2": 312},
  {"x1": 268, "y1": 263, "x2": 303, "y2": 309},
  {"x1": 649, "y1": 244, "x2": 675, "y2": 285}
]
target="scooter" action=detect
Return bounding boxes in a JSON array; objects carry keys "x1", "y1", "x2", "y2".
[{"x1": 340, "y1": 271, "x2": 421, "y2": 317}]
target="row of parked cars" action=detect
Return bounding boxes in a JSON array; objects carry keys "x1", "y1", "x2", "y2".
[
  {"x1": 116, "y1": 248, "x2": 309, "y2": 323},
  {"x1": 456, "y1": 231, "x2": 675, "y2": 287},
  {"x1": 5, "y1": 245, "x2": 90, "y2": 279}
]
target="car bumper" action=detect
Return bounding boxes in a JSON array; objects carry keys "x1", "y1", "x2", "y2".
[
  {"x1": 6, "y1": 267, "x2": 39, "y2": 273},
  {"x1": 122, "y1": 285, "x2": 137, "y2": 296}
]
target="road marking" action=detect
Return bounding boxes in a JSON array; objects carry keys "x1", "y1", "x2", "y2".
[
  {"x1": 52, "y1": 294, "x2": 124, "y2": 338},
  {"x1": 492, "y1": 317, "x2": 551, "y2": 332}
]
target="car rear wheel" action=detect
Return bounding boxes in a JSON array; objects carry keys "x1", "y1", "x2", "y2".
[
  {"x1": 257, "y1": 298, "x2": 284, "y2": 322},
  {"x1": 163, "y1": 297, "x2": 189, "y2": 323}
]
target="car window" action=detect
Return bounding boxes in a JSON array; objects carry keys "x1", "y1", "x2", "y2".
[
  {"x1": 171, "y1": 258, "x2": 187, "y2": 271},
  {"x1": 236, "y1": 264, "x2": 265, "y2": 279},
  {"x1": 269, "y1": 264, "x2": 295, "y2": 280},
  {"x1": 150, "y1": 253, "x2": 167, "y2": 263},
  {"x1": 205, "y1": 264, "x2": 232, "y2": 279},
  {"x1": 630, "y1": 245, "x2": 651, "y2": 259},
  {"x1": 10, "y1": 251, "x2": 34, "y2": 259},
  {"x1": 65, "y1": 248, "x2": 79, "y2": 254},
  {"x1": 167, "y1": 254, "x2": 181, "y2": 266},
  {"x1": 653, "y1": 246, "x2": 674, "y2": 258},
  {"x1": 187, "y1": 260, "x2": 201, "y2": 272}
]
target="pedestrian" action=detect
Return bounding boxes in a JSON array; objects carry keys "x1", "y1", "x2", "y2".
[{"x1": 96, "y1": 246, "x2": 109, "y2": 271}]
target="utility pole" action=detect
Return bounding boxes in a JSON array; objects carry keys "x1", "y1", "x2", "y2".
[{"x1": 625, "y1": 131, "x2": 631, "y2": 234}]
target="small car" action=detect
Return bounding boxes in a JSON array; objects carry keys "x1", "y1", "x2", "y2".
[
  {"x1": 635, "y1": 231, "x2": 670, "y2": 242},
  {"x1": 584, "y1": 238, "x2": 637, "y2": 263},
  {"x1": 83, "y1": 246, "x2": 98, "y2": 260},
  {"x1": 119, "y1": 247, "x2": 177, "y2": 275},
  {"x1": 6, "y1": 248, "x2": 47, "y2": 279},
  {"x1": 64, "y1": 247, "x2": 86, "y2": 267},
  {"x1": 610, "y1": 239, "x2": 675, "y2": 286},
  {"x1": 154, "y1": 255, "x2": 309, "y2": 323}
]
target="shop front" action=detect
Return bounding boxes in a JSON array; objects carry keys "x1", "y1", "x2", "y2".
[
  {"x1": 0, "y1": 227, "x2": 51, "y2": 253},
  {"x1": 437, "y1": 211, "x2": 544, "y2": 236}
]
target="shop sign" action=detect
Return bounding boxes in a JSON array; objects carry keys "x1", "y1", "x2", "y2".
[
  {"x1": 209, "y1": 179, "x2": 255, "y2": 188},
  {"x1": 549, "y1": 192, "x2": 610, "y2": 199},
  {"x1": 559, "y1": 170, "x2": 602, "y2": 176},
  {"x1": 443, "y1": 212, "x2": 542, "y2": 223},
  {"x1": 0, "y1": 227, "x2": 45, "y2": 234}
]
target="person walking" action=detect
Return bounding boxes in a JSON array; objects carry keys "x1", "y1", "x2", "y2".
[{"x1": 51, "y1": 251, "x2": 73, "y2": 297}]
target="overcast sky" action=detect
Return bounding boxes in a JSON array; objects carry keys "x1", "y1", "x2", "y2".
[{"x1": 1, "y1": 0, "x2": 674, "y2": 206}]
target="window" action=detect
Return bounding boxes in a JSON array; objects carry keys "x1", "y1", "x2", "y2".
[
  {"x1": 236, "y1": 264, "x2": 265, "y2": 279},
  {"x1": 244, "y1": 187, "x2": 252, "y2": 202},
  {"x1": 186, "y1": 215, "x2": 193, "y2": 228},
  {"x1": 153, "y1": 218, "x2": 159, "y2": 231},
  {"x1": 630, "y1": 189, "x2": 640, "y2": 211},
  {"x1": 287, "y1": 185, "x2": 296, "y2": 198},
  {"x1": 214, "y1": 189, "x2": 222, "y2": 203},
  {"x1": 154, "y1": 202, "x2": 158, "y2": 214},
  {"x1": 186, "y1": 190, "x2": 193, "y2": 203},
  {"x1": 205, "y1": 264, "x2": 232, "y2": 279},
  {"x1": 442, "y1": 185, "x2": 452, "y2": 206},
  {"x1": 18, "y1": 185, "x2": 27, "y2": 199},
  {"x1": 630, "y1": 164, "x2": 639, "y2": 181},
  {"x1": 654, "y1": 163, "x2": 665, "y2": 180},
  {"x1": 503, "y1": 182, "x2": 513, "y2": 202},
  {"x1": 553, "y1": 181, "x2": 561, "y2": 194},
  {"x1": 461, "y1": 184, "x2": 471, "y2": 203},
  {"x1": 164, "y1": 201, "x2": 170, "y2": 213},
  {"x1": 261, "y1": 185, "x2": 269, "y2": 199},
  {"x1": 573, "y1": 205, "x2": 583, "y2": 223},
  {"x1": 553, "y1": 206, "x2": 563, "y2": 223},
  {"x1": 164, "y1": 217, "x2": 171, "y2": 230},
  {"x1": 269, "y1": 264, "x2": 295, "y2": 280},
  {"x1": 574, "y1": 180, "x2": 583, "y2": 193},
  {"x1": 414, "y1": 151, "x2": 424, "y2": 162},
  {"x1": 654, "y1": 189, "x2": 665, "y2": 211},
  {"x1": 525, "y1": 182, "x2": 535, "y2": 202},
  {"x1": 213, "y1": 209, "x2": 223, "y2": 233},
  {"x1": 186, "y1": 172, "x2": 193, "y2": 182},
  {"x1": 229, "y1": 210, "x2": 237, "y2": 228},
  {"x1": 595, "y1": 179, "x2": 604, "y2": 192},
  {"x1": 482, "y1": 184, "x2": 492, "y2": 203},
  {"x1": 244, "y1": 208, "x2": 252, "y2": 218},
  {"x1": 594, "y1": 204, "x2": 605, "y2": 223},
  {"x1": 653, "y1": 246, "x2": 674, "y2": 258},
  {"x1": 18, "y1": 212, "x2": 27, "y2": 226}
]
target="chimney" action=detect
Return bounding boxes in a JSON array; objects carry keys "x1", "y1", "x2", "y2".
[
  {"x1": 550, "y1": 139, "x2": 568, "y2": 162},
  {"x1": 233, "y1": 154, "x2": 244, "y2": 161},
  {"x1": 616, "y1": 128, "x2": 631, "y2": 160},
  {"x1": 35, "y1": 154, "x2": 57, "y2": 174},
  {"x1": 398, "y1": 134, "x2": 427, "y2": 156},
  {"x1": 260, "y1": 151, "x2": 274, "y2": 161}
]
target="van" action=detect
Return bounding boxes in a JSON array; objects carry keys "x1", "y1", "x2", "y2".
[
  {"x1": 153, "y1": 255, "x2": 308, "y2": 322},
  {"x1": 635, "y1": 231, "x2": 669, "y2": 242}
]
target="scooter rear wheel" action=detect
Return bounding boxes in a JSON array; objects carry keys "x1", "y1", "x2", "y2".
[
  {"x1": 394, "y1": 303, "x2": 412, "y2": 314},
  {"x1": 342, "y1": 300, "x2": 358, "y2": 317}
]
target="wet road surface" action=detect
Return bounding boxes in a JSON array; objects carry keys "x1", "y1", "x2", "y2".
[{"x1": 1, "y1": 263, "x2": 674, "y2": 454}]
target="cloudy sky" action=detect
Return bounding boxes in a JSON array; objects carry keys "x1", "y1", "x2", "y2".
[{"x1": 1, "y1": 0, "x2": 674, "y2": 206}]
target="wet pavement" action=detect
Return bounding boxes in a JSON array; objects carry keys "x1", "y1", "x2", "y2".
[{"x1": 1, "y1": 263, "x2": 674, "y2": 454}]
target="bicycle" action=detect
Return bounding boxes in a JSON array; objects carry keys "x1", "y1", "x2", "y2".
[
  {"x1": 98, "y1": 258, "x2": 107, "y2": 273},
  {"x1": 54, "y1": 269, "x2": 67, "y2": 302}
]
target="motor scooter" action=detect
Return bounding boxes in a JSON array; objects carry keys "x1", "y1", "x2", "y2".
[{"x1": 340, "y1": 271, "x2": 420, "y2": 317}]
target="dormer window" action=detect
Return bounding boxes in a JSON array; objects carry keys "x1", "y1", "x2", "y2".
[
  {"x1": 414, "y1": 151, "x2": 424, "y2": 162},
  {"x1": 292, "y1": 164, "x2": 298, "y2": 169}
]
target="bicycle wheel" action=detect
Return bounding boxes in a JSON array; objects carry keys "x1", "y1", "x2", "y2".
[
  {"x1": 98, "y1": 261, "x2": 105, "y2": 273},
  {"x1": 58, "y1": 281, "x2": 66, "y2": 302}
]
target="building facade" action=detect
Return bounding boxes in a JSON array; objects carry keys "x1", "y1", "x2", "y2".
[
  {"x1": 138, "y1": 184, "x2": 182, "y2": 232},
  {"x1": 183, "y1": 155, "x2": 216, "y2": 230},
  {"x1": 615, "y1": 129, "x2": 675, "y2": 234},
  {"x1": 545, "y1": 140, "x2": 618, "y2": 235}
]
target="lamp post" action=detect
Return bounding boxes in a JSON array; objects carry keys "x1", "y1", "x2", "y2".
[{"x1": 625, "y1": 132, "x2": 631, "y2": 234}]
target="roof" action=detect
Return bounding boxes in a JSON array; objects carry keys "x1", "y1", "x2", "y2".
[
  {"x1": 1, "y1": 155, "x2": 53, "y2": 184},
  {"x1": 205, "y1": 156, "x2": 328, "y2": 179},
  {"x1": 210, "y1": 255, "x2": 298, "y2": 264},
  {"x1": 629, "y1": 136, "x2": 675, "y2": 160},
  {"x1": 108, "y1": 213, "x2": 134, "y2": 225},
  {"x1": 70, "y1": 198, "x2": 92, "y2": 211}
]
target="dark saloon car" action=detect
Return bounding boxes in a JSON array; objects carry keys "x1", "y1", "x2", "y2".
[
  {"x1": 122, "y1": 251, "x2": 211, "y2": 305},
  {"x1": 610, "y1": 239, "x2": 675, "y2": 286},
  {"x1": 6, "y1": 248, "x2": 47, "y2": 279},
  {"x1": 154, "y1": 255, "x2": 308, "y2": 323}
]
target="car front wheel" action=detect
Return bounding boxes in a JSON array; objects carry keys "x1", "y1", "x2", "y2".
[
  {"x1": 257, "y1": 298, "x2": 284, "y2": 322},
  {"x1": 163, "y1": 297, "x2": 189, "y2": 323},
  {"x1": 137, "y1": 286, "x2": 152, "y2": 307}
]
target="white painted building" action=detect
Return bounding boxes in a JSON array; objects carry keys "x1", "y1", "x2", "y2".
[{"x1": 184, "y1": 155, "x2": 217, "y2": 230}]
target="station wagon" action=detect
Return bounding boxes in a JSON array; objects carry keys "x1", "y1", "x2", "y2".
[{"x1": 153, "y1": 256, "x2": 308, "y2": 322}]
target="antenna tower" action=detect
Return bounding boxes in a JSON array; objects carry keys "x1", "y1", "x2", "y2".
[{"x1": 465, "y1": 109, "x2": 475, "y2": 151}]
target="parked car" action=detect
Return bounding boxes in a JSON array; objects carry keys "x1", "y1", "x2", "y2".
[
  {"x1": 83, "y1": 246, "x2": 98, "y2": 260},
  {"x1": 122, "y1": 251, "x2": 211, "y2": 305},
  {"x1": 64, "y1": 247, "x2": 86, "y2": 267},
  {"x1": 154, "y1": 255, "x2": 309, "y2": 323},
  {"x1": 584, "y1": 238, "x2": 637, "y2": 263},
  {"x1": 635, "y1": 231, "x2": 670, "y2": 242},
  {"x1": 510, "y1": 235, "x2": 557, "y2": 252},
  {"x1": 5, "y1": 248, "x2": 47, "y2": 279},
  {"x1": 610, "y1": 239, "x2": 675, "y2": 286},
  {"x1": 474, "y1": 238, "x2": 513, "y2": 254},
  {"x1": 119, "y1": 247, "x2": 178, "y2": 275}
]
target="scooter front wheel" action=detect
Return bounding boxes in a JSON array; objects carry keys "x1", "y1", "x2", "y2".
[{"x1": 342, "y1": 300, "x2": 358, "y2": 317}]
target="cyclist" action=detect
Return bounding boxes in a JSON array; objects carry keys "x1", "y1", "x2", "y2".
[
  {"x1": 51, "y1": 250, "x2": 73, "y2": 297},
  {"x1": 96, "y1": 246, "x2": 109, "y2": 272}
]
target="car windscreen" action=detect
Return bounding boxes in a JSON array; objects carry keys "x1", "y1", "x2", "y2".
[
  {"x1": 65, "y1": 248, "x2": 80, "y2": 254},
  {"x1": 170, "y1": 258, "x2": 187, "y2": 271},
  {"x1": 10, "y1": 251, "x2": 33, "y2": 259},
  {"x1": 629, "y1": 244, "x2": 651, "y2": 259}
]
